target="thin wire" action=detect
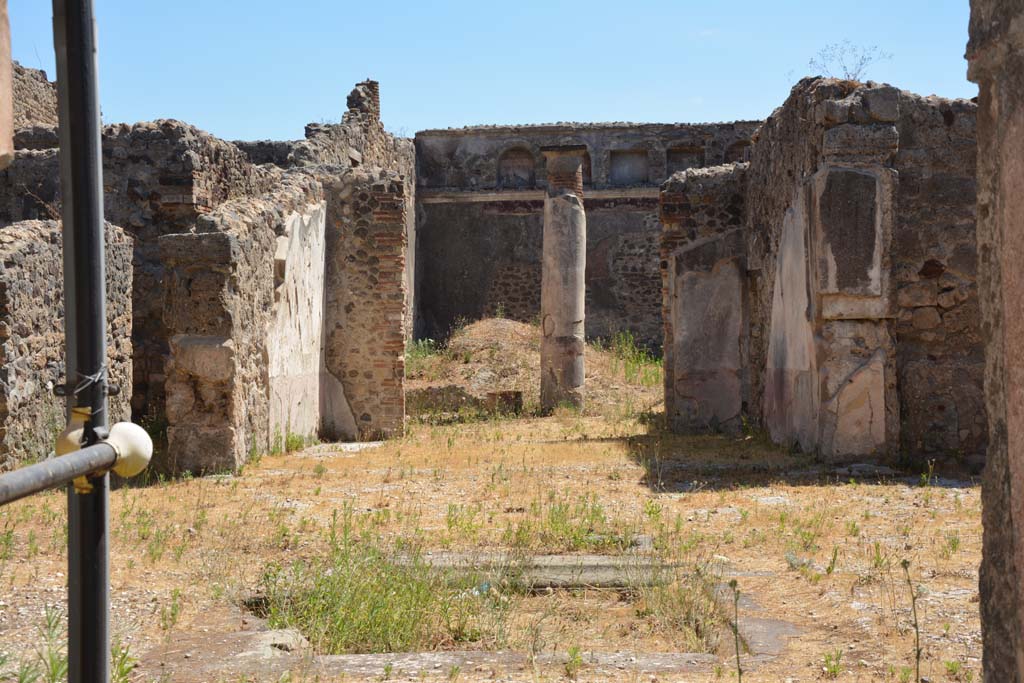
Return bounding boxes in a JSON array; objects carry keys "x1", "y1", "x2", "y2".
[{"x1": 69, "y1": 363, "x2": 108, "y2": 417}]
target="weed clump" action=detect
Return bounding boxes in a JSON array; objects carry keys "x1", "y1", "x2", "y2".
[{"x1": 260, "y1": 511, "x2": 509, "y2": 654}]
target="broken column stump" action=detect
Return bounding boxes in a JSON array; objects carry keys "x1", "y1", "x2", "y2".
[{"x1": 540, "y1": 147, "x2": 587, "y2": 413}]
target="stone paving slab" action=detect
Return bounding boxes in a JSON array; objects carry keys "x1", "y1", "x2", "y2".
[
  {"x1": 139, "y1": 563, "x2": 801, "y2": 682},
  {"x1": 415, "y1": 550, "x2": 683, "y2": 588}
]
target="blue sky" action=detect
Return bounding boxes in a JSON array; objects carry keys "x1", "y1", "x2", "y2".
[{"x1": 10, "y1": 1, "x2": 975, "y2": 141}]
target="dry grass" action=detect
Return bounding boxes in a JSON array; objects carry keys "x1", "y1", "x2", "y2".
[
  {"x1": 0, "y1": 329, "x2": 983, "y2": 680},
  {"x1": 405, "y1": 319, "x2": 662, "y2": 420}
]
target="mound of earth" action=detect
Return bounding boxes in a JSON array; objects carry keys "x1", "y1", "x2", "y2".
[{"x1": 405, "y1": 318, "x2": 662, "y2": 417}]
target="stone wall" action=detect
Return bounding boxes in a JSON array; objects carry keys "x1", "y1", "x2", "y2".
[
  {"x1": 159, "y1": 162, "x2": 409, "y2": 471},
  {"x1": 660, "y1": 164, "x2": 748, "y2": 434},
  {"x1": 236, "y1": 81, "x2": 413, "y2": 172},
  {"x1": 661, "y1": 78, "x2": 982, "y2": 465},
  {"x1": 415, "y1": 122, "x2": 758, "y2": 347},
  {"x1": 0, "y1": 121, "x2": 277, "y2": 422},
  {"x1": 892, "y1": 92, "x2": 983, "y2": 459},
  {"x1": 966, "y1": 0, "x2": 1024, "y2": 677},
  {"x1": 319, "y1": 167, "x2": 408, "y2": 441},
  {"x1": 236, "y1": 80, "x2": 418, "y2": 339},
  {"x1": 0, "y1": 220, "x2": 132, "y2": 470},
  {"x1": 160, "y1": 174, "x2": 325, "y2": 473},
  {"x1": 12, "y1": 62, "x2": 57, "y2": 130}
]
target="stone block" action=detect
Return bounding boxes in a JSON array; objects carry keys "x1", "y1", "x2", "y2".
[
  {"x1": 897, "y1": 281, "x2": 938, "y2": 307},
  {"x1": 911, "y1": 307, "x2": 942, "y2": 330},
  {"x1": 861, "y1": 86, "x2": 900, "y2": 123},
  {"x1": 821, "y1": 350, "x2": 888, "y2": 459},
  {"x1": 169, "y1": 335, "x2": 235, "y2": 383},
  {"x1": 166, "y1": 425, "x2": 240, "y2": 474}
]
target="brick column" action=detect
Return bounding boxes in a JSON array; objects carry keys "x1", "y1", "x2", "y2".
[
  {"x1": 967, "y1": 0, "x2": 1024, "y2": 679},
  {"x1": 540, "y1": 146, "x2": 587, "y2": 413}
]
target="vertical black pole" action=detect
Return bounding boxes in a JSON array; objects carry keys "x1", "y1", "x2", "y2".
[{"x1": 53, "y1": 1, "x2": 109, "y2": 681}]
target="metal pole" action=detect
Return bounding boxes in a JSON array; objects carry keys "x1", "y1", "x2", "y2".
[
  {"x1": 0, "y1": 444, "x2": 116, "y2": 506},
  {"x1": 53, "y1": 0, "x2": 110, "y2": 680}
]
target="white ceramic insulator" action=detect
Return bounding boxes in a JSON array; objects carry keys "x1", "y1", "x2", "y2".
[{"x1": 107, "y1": 422, "x2": 153, "y2": 478}]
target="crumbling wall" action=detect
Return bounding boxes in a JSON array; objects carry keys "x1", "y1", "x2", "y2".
[
  {"x1": 966, "y1": 0, "x2": 1024, "y2": 676},
  {"x1": 236, "y1": 81, "x2": 413, "y2": 172},
  {"x1": 12, "y1": 62, "x2": 57, "y2": 130},
  {"x1": 0, "y1": 220, "x2": 132, "y2": 470},
  {"x1": 320, "y1": 168, "x2": 407, "y2": 440},
  {"x1": 660, "y1": 164, "x2": 748, "y2": 434},
  {"x1": 160, "y1": 174, "x2": 324, "y2": 473},
  {"x1": 0, "y1": 78, "x2": 412, "y2": 472},
  {"x1": 747, "y1": 78, "x2": 981, "y2": 462},
  {"x1": 0, "y1": 120, "x2": 276, "y2": 422},
  {"x1": 236, "y1": 81, "x2": 418, "y2": 337},
  {"x1": 661, "y1": 78, "x2": 981, "y2": 464},
  {"x1": 415, "y1": 122, "x2": 758, "y2": 347},
  {"x1": 0, "y1": 148, "x2": 61, "y2": 223}
]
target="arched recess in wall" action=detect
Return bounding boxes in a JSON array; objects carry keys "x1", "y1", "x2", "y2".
[
  {"x1": 582, "y1": 150, "x2": 593, "y2": 186},
  {"x1": 724, "y1": 140, "x2": 752, "y2": 163},
  {"x1": 667, "y1": 145, "x2": 705, "y2": 175},
  {"x1": 497, "y1": 147, "x2": 536, "y2": 189}
]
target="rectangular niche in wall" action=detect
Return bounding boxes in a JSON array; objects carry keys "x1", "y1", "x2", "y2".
[
  {"x1": 609, "y1": 149, "x2": 649, "y2": 186},
  {"x1": 667, "y1": 146, "x2": 705, "y2": 175},
  {"x1": 817, "y1": 168, "x2": 879, "y2": 295},
  {"x1": 812, "y1": 165, "x2": 894, "y2": 320}
]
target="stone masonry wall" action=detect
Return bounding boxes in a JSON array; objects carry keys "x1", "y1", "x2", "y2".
[
  {"x1": 892, "y1": 92, "x2": 983, "y2": 460},
  {"x1": 415, "y1": 122, "x2": 758, "y2": 348},
  {"x1": 966, "y1": 0, "x2": 1024, "y2": 677},
  {"x1": 12, "y1": 62, "x2": 57, "y2": 130},
  {"x1": 160, "y1": 173, "x2": 323, "y2": 473},
  {"x1": 236, "y1": 80, "x2": 418, "y2": 340},
  {"x1": 660, "y1": 164, "x2": 748, "y2": 434},
  {"x1": 0, "y1": 121, "x2": 276, "y2": 423},
  {"x1": 660, "y1": 78, "x2": 981, "y2": 465},
  {"x1": 0, "y1": 220, "x2": 132, "y2": 470},
  {"x1": 236, "y1": 81, "x2": 413, "y2": 173},
  {"x1": 744, "y1": 78, "x2": 981, "y2": 463},
  {"x1": 320, "y1": 167, "x2": 407, "y2": 441}
]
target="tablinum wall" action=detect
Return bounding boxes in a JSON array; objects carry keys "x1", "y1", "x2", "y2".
[{"x1": 414, "y1": 122, "x2": 758, "y2": 349}]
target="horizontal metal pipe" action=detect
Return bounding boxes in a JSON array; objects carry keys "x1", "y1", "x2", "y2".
[{"x1": 0, "y1": 444, "x2": 116, "y2": 506}]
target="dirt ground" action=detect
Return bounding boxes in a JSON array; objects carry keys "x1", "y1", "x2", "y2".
[
  {"x1": 0, "y1": 323, "x2": 983, "y2": 682},
  {"x1": 0, "y1": 419, "x2": 982, "y2": 682}
]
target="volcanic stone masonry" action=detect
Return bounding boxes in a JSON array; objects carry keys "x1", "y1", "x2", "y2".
[
  {"x1": 0, "y1": 68, "x2": 413, "y2": 473},
  {"x1": 539, "y1": 147, "x2": 587, "y2": 412},
  {"x1": 414, "y1": 121, "x2": 758, "y2": 348},
  {"x1": 660, "y1": 78, "x2": 983, "y2": 467},
  {"x1": 966, "y1": 0, "x2": 1024, "y2": 678},
  {"x1": 0, "y1": 220, "x2": 132, "y2": 467},
  {"x1": 0, "y1": 52, "x2": 998, "y2": 490}
]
